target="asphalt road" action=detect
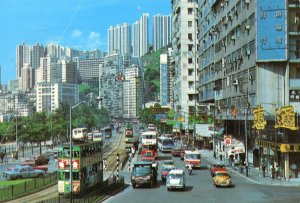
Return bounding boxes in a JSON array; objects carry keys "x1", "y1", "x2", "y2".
[{"x1": 106, "y1": 151, "x2": 300, "y2": 203}]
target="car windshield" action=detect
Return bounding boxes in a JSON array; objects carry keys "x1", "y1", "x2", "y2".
[
  {"x1": 134, "y1": 166, "x2": 151, "y2": 173},
  {"x1": 144, "y1": 152, "x2": 153, "y2": 157},
  {"x1": 162, "y1": 167, "x2": 175, "y2": 172},
  {"x1": 163, "y1": 161, "x2": 174, "y2": 165},
  {"x1": 216, "y1": 173, "x2": 229, "y2": 177},
  {"x1": 168, "y1": 174, "x2": 182, "y2": 179},
  {"x1": 163, "y1": 140, "x2": 174, "y2": 145},
  {"x1": 187, "y1": 154, "x2": 201, "y2": 159}
]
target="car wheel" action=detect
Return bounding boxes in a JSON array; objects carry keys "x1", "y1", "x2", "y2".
[
  {"x1": 132, "y1": 183, "x2": 136, "y2": 188},
  {"x1": 38, "y1": 173, "x2": 43, "y2": 178},
  {"x1": 167, "y1": 187, "x2": 171, "y2": 191},
  {"x1": 150, "y1": 181, "x2": 153, "y2": 188}
]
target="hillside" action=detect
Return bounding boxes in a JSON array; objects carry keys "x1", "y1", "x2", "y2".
[{"x1": 142, "y1": 46, "x2": 168, "y2": 102}]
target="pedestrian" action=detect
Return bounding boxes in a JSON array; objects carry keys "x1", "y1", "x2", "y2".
[
  {"x1": 262, "y1": 164, "x2": 266, "y2": 177},
  {"x1": 219, "y1": 154, "x2": 223, "y2": 161},
  {"x1": 271, "y1": 164, "x2": 275, "y2": 179},
  {"x1": 275, "y1": 165, "x2": 279, "y2": 179},
  {"x1": 213, "y1": 151, "x2": 216, "y2": 159}
]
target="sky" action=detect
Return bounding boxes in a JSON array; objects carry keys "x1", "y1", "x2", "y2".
[{"x1": 0, "y1": 0, "x2": 171, "y2": 84}]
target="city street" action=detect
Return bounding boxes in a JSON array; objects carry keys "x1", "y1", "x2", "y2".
[{"x1": 106, "y1": 151, "x2": 300, "y2": 203}]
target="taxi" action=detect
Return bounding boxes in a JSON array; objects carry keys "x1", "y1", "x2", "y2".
[{"x1": 213, "y1": 171, "x2": 232, "y2": 187}]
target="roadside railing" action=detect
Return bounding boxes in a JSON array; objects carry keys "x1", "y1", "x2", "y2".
[
  {"x1": 36, "y1": 175, "x2": 125, "y2": 203},
  {"x1": 0, "y1": 171, "x2": 57, "y2": 202}
]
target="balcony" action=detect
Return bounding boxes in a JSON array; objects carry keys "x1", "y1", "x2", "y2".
[{"x1": 201, "y1": 90, "x2": 214, "y2": 100}]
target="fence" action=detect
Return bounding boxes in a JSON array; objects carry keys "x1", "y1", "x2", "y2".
[
  {"x1": 0, "y1": 171, "x2": 57, "y2": 202},
  {"x1": 36, "y1": 175, "x2": 125, "y2": 203}
]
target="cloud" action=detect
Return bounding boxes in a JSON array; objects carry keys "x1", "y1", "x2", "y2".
[
  {"x1": 71, "y1": 29, "x2": 82, "y2": 39},
  {"x1": 87, "y1": 31, "x2": 101, "y2": 50},
  {"x1": 137, "y1": 5, "x2": 141, "y2": 10}
]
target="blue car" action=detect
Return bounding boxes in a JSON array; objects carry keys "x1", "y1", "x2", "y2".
[{"x1": 3, "y1": 165, "x2": 45, "y2": 180}]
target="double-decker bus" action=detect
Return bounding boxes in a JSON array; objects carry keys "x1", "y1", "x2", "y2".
[
  {"x1": 158, "y1": 137, "x2": 174, "y2": 152},
  {"x1": 125, "y1": 123, "x2": 133, "y2": 143},
  {"x1": 141, "y1": 131, "x2": 158, "y2": 160},
  {"x1": 72, "y1": 128, "x2": 88, "y2": 141},
  {"x1": 102, "y1": 127, "x2": 112, "y2": 139},
  {"x1": 57, "y1": 141, "x2": 103, "y2": 195}
]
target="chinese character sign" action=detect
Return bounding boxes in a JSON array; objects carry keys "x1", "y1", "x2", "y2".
[
  {"x1": 275, "y1": 106, "x2": 299, "y2": 130},
  {"x1": 252, "y1": 106, "x2": 267, "y2": 129}
]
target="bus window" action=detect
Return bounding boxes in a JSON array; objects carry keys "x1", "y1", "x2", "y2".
[{"x1": 74, "y1": 151, "x2": 80, "y2": 158}]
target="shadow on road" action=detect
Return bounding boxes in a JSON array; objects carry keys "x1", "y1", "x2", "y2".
[{"x1": 167, "y1": 185, "x2": 193, "y2": 192}]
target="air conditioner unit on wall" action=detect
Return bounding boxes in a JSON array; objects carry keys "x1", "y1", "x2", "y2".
[
  {"x1": 245, "y1": 24, "x2": 251, "y2": 30},
  {"x1": 232, "y1": 79, "x2": 239, "y2": 85},
  {"x1": 246, "y1": 49, "x2": 251, "y2": 55},
  {"x1": 231, "y1": 36, "x2": 236, "y2": 40},
  {"x1": 249, "y1": 75, "x2": 254, "y2": 80},
  {"x1": 245, "y1": 0, "x2": 250, "y2": 4}
]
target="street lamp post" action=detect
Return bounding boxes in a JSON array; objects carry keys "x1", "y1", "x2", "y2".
[
  {"x1": 69, "y1": 100, "x2": 86, "y2": 202},
  {"x1": 245, "y1": 106, "x2": 249, "y2": 177}
]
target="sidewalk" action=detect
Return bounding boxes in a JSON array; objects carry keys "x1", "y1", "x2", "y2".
[{"x1": 200, "y1": 149, "x2": 300, "y2": 187}]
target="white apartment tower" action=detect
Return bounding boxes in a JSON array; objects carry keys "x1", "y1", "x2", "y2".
[
  {"x1": 153, "y1": 14, "x2": 172, "y2": 51},
  {"x1": 171, "y1": 0, "x2": 198, "y2": 114},
  {"x1": 132, "y1": 21, "x2": 140, "y2": 57},
  {"x1": 123, "y1": 66, "x2": 139, "y2": 118},
  {"x1": 108, "y1": 23, "x2": 131, "y2": 55},
  {"x1": 139, "y1": 13, "x2": 149, "y2": 56}
]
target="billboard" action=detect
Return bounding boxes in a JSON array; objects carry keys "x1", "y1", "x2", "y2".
[{"x1": 257, "y1": 0, "x2": 287, "y2": 61}]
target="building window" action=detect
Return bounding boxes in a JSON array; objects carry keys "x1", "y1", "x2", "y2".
[
  {"x1": 188, "y1": 21, "x2": 192, "y2": 27},
  {"x1": 188, "y1": 33, "x2": 193, "y2": 40},
  {"x1": 188, "y1": 58, "x2": 193, "y2": 64},
  {"x1": 188, "y1": 69, "x2": 193, "y2": 76},
  {"x1": 188, "y1": 8, "x2": 193, "y2": 15},
  {"x1": 188, "y1": 44, "x2": 193, "y2": 51}
]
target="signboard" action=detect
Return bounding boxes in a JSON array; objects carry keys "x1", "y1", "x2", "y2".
[
  {"x1": 155, "y1": 114, "x2": 167, "y2": 121},
  {"x1": 252, "y1": 106, "x2": 267, "y2": 129},
  {"x1": 257, "y1": 0, "x2": 287, "y2": 61},
  {"x1": 189, "y1": 115, "x2": 213, "y2": 124},
  {"x1": 58, "y1": 159, "x2": 80, "y2": 170},
  {"x1": 149, "y1": 107, "x2": 170, "y2": 113},
  {"x1": 275, "y1": 106, "x2": 299, "y2": 130}
]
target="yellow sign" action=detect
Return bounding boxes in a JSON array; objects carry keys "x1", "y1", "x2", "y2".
[
  {"x1": 274, "y1": 106, "x2": 299, "y2": 130},
  {"x1": 252, "y1": 106, "x2": 267, "y2": 129},
  {"x1": 177, "y1": 116, "x2": 184, "y2": 122},
  {"x1": 255, "y1": 139, "x2": 300, "y2": 153}
]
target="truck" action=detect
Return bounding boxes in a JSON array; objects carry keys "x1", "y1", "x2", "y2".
[{"x1": 131, "y1": 161, "x2": 158, "y2": 188}]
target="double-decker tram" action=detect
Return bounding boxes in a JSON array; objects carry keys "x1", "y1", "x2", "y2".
[
  {"x1": 141, "y1": 131, "x2": 158, "y2": 160},
  {"x1": 124, "y1": 123, "x2": 133, "y2": 143},
  {"x1": 57, "y1": 141, "x2": 103, "y2": 195}
]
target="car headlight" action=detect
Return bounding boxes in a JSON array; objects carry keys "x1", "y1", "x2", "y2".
[{"x1": 147, "y1": 175, "x2": 151, "y2": 180}]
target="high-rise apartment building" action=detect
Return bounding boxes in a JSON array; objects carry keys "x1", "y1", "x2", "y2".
[
  {"x1": 171, "y1": 0, "x2": 198, "y2": 114},
  {"x1": 31, "y1": 43, "x2": 45, "y2": 70},
  {"x1": 139, "y1": 13, "x2": 149, "y2": 56},
  {"x1": 108, "y1": 24, "x2": 131, "y2": 56},
  {"x1": 61, "y1": 60, "x2": 77, "y2": 84},
  {"x1": 16, "y1": 43, "x2": 31, "y2": 79},
  {"x1": 78, "y1": 58, "x2": 104, "y2": 85},
  {"x1": 153, "y1": 14, "x2": 172, "y2": 51},
  {"x1": 20, "y1": 64, "x2": 34, "y2": 92},
  {"x1": 132, "y1": 21, "x2": 140, "y2": 57},
  {"x1": 160, "y1": 48, "x2": 174, "y2": 107}
]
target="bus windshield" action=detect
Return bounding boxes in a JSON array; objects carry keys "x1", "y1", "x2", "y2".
[
  {"x1": 186, "y1": 153, "x2": 201, "y2": 160},
  {"x1": 142, "y1": 134, "x2": 156, "y2": 139},
  {"x1": 162, "y1": 139, "x2": 174, "y2": 145}
]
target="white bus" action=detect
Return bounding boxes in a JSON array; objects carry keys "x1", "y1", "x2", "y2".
[
  {"x1": 158, "y1": 137, "x2": 174, "y2": 152},
  {"x1": 92, "y1": 132, "x2": 103, "y2": 142},
  {"x1": 72, "y1": 127, "x2": 88, "y2": 141},
  {"x1": 184, "y1": 150, "x2": 201, "y2": 168}
]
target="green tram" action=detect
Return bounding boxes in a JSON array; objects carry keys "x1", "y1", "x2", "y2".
[
  {"x1": 124, "y1": 123, "x2": 133, "y2": 143},
  {"x1": 57, "y1": 141, "x2": 103, "y2": 195}
]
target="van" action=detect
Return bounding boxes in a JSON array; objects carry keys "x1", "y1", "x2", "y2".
[{"x1": 166, "y1": 169, "x2": 186, "y2": 191}]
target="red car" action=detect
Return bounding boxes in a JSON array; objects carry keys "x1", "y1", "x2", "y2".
[
  {"x1": 210, "y1": 164, "x2": 226, "y2": 177},
  {"x1": 8, "y1": 162, "x2": 48, "y2": 172},
  {"x1": 171, "y1": 147, "x2": 181, "y2": 157},
  {"x1": 141, "y1": 150, "x2": 155, "y2": 162}
]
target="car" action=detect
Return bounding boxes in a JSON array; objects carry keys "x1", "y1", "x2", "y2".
[
  {"x1": 161, "y1": 165, "x2": 176, "y2": 182},
  {"x1": 166, "y1": 169, "x2": 186, "y2": 191},
  {"x1": 141, "y1": 150, "x2": 155, "y2": 162},
  {"x1": 35, "y1": 155, "x2": 49, "y2": 165},
  {"x1": 3, "y1": 165, "x2": 46, "y2": 180},
  {"x1": 171, "y1": 147, "x2": 181, "y2": 157},
  {"x1": 210, "y1": 164, "x2": 227, "y2": 177},
  {"x1": 161, "y1": 160, "x2": 175, "y2": 167},
  {"x1": 213, "y1": 171, "x2": 232, "y2": 187}
]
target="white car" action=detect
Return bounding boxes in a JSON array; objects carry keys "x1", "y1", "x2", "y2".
[{"x1": 166, "y1": 169, "x2": 186, "y2": 191}]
